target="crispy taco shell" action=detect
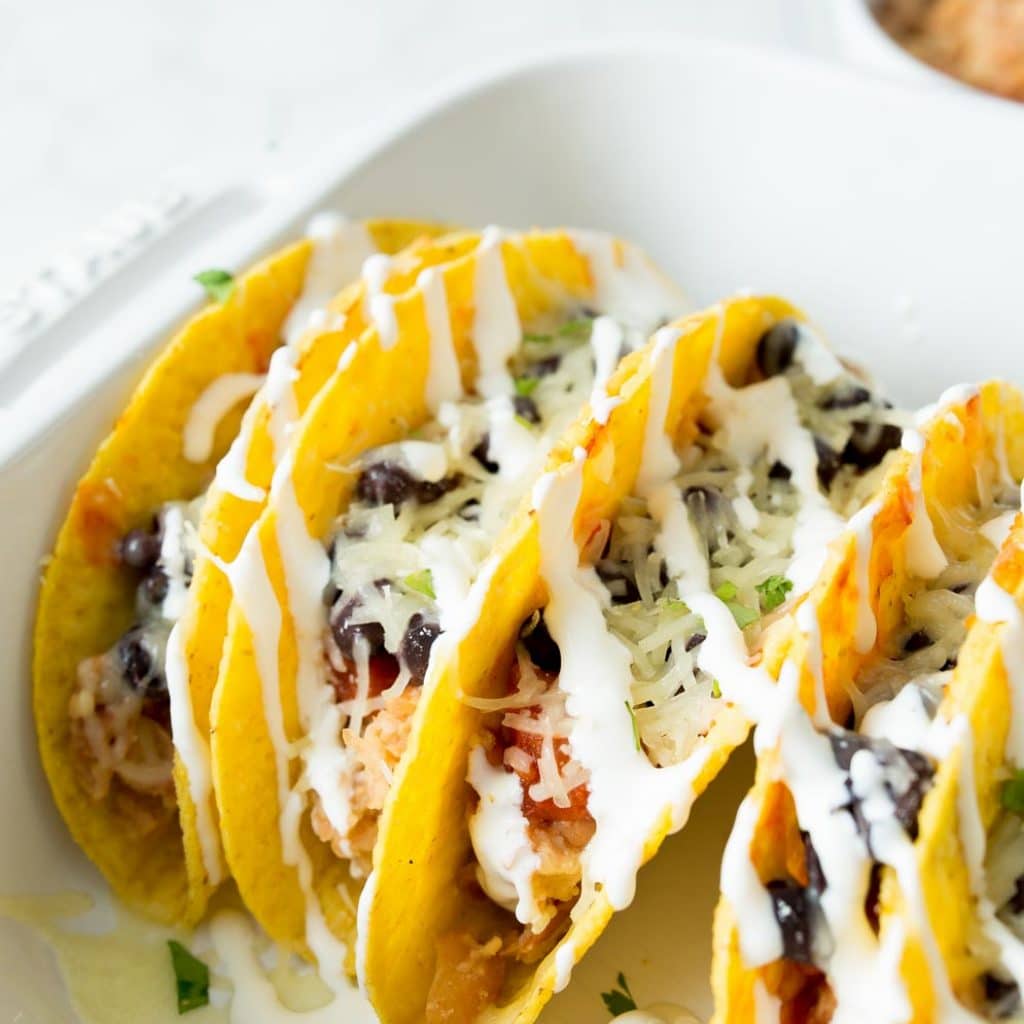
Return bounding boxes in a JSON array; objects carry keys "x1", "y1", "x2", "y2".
[
  {"x1": 34, "y1": 219, "x2": 445, "y2": 924},
  {"x1": 710, "y1": 381, "x2": 1024, "y2": 1022},
  {"x1": 362, "y1": 296, "x2": 858, "y2": 1024},
  {"x1": 210, "y1": 229, "x2": 655, "y2": 971}
]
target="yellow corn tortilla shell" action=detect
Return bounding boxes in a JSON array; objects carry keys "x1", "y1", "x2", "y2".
[
  {"x1": 210, "y1": 231, "x2": 661, "y2": 975},
  {"x1": 176, "y1": 221, "x2": 459, "y2": 919},
  {"x1": 34, "y1": 219, "x2": 448, "y2": 926},
  {"x1": 364, "y1": 297, "x2": 827, "y2": 1024},
  {"x1": 891, "y1": 388, "x2": 1024, "y2": 1017},
  {"x1": 710, "y1": 381, "x2": 1024, "y2": 1022},
  {"x1": 34, "y1": 239, "x2": 311, "y2": 925}
]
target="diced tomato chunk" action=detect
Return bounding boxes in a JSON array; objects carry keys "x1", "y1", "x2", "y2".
[{"x1": 329, "y1": 653, "x2": 400, "y2": 703}]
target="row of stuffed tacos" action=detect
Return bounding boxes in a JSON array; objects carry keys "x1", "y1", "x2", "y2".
[{"x1": 33, "y1": 216, "x2": 1024, "y2": 1022}]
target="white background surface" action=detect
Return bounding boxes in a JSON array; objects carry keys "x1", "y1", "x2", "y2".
[
  {"x1": 0, "y1": 0, "x2": 853, "y2": 295},
  {"x1": 4, "y1": 12, "x2": 1024, "y2": 1024}
]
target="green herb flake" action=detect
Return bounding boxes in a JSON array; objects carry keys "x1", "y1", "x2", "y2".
[
  {"x1": 727, "y1": 602, "x2": 760, "y2": 629},
  {"x1": 757, "y1": 574, "x2": 794, "y2": 612},
  {"x1": 523, "y1": 331, "x2": 554, "y2": 344},
  {"x1": 515, "y1": 414, "x2": 536, "y2": 430},
  {"x1": 558, "y1": 318, "x2": 594, "y2": 340},
  {"x1": 193, "y1": 268, "x2": 235, "y2": 303},
  {"x1": 624, "y1": 701, "x2": 642, "y2": 752},
  {"x1": 514, "y1": 375, "x2": 540, "y2": 397},
  {"x1": 1002, "y1": 771, "x2": 1024, "y2": 816},
  {"x1": 711, "y1": 679, "x2": 722, "y2": 699},
  {"x1": 665, "y1": 598, "x2": 690, "y2": 614},
  {"x1": 167, "y1": 940, "x2": 210, "y2": 1015},
  {"x1": 714, "y1": 580, "x2": 758, "y2": 629},
  {"x1": 601, "y1": 971, "x2": 638, "y2": 1017},
  {"x1": 403, "y1": 569, "x2": 436, "y2": 600}
]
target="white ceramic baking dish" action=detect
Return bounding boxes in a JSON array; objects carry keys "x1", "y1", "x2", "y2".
[{"x1": 3, "y1": 35, "x2": 1024, "y2": 1024}]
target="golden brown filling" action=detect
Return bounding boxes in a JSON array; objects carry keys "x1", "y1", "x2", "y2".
[{"x1": 876, "y1": 0, "x2": 1024, "y2": 100}]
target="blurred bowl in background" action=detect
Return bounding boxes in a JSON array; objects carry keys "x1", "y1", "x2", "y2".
[{"x1": 835, "y1": 0, "x2": 966, "y2": 92}]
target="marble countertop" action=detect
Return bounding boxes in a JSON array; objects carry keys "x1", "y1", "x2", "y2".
[{"x1": 0, "y1": 0, "x2": 869, "y2": 295}]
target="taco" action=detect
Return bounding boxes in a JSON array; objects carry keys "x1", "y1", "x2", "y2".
[
  {"x1": 709, "y1": 381, "x2": 1024, "y2": 1022},
  {"x1": 33, "y1": 216, "x2": 447, "y2": 925},
  {"x1": 361, "y1": 296, "x2": 911, "y2": 1024},
  {"x1": 209, "y1": 227, "x2": 688, "y2": 986}
]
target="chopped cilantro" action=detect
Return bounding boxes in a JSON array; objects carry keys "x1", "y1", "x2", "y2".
[
  {"x1": 729, "y1": 602, "x2": 759, "y2": 629},
  {"x1": 666, "y1": 598, "x2": 690, "y2": 614},
  {"x1": 515, "y1": 414, "x2": 536, "y2": 430},
  {"x1": 558, "y1": 318, "x2": 594, "y2": 340},
  {"x1": 167, "y1": 940, "x2": 209, "y2": 1014},
  {"x1": 403, "y1": 569, "x2": 436, "y2": 600},
  {"x1": 624, "y1": 701, "x2": 641, "y2": 752},
  {"x1": 757, "y1": 574, "x2": 794, "y2": 612},
  {"x1": 193, "y1": 268, "x2": 235, "y2": 303},
  {"x1": 523, "y1": 331, "x2": 554, "y2": 344},
  {"x1": 1002, "y1": 771, "x2": 1024, "y2": 815},
  {"x1": 711, "y1": 679, "x2": 722, "y2": 699},
  {"x1": 514, "y1": 375, "x2": 540, "y2": 397},
  {"x1": 601, "y1": 971, "x2": 638, "y2": 1017},
  {"x1": 714, "y1": 581, "x2": 758, "y2": 628}
]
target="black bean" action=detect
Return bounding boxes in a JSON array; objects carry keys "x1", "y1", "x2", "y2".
[
  {"x1": 828, "y1": 731, "x2": 934, "y2": 842},
  {"x1": 356, "y1": 462, "x2": 416, "y2": 507},
  {"x1": 119, "y1": 528, "x2": 161, "y2": 570},
  {"x1": 596, "y1": 566, "x2": 641, "y2": 605},
  {"x1": 513, "y1": 395, "x2": 541, "y2": 425},
  {"x1": 1009, "y1": 875, "x2": 1024, "y2": 915},
  {"x1": 864, "y1": 862, "x2": 883, "y2": 934},
  {"x1": 982, "y1": 973, "x2": 1021, "y2": 1018},
  {"x1": 471, "y1": 436, "x2": 499, "y2": 474},
  {"x1": 801, "y1": 831, "x2": 827, "y2": 896},
  {"x1": 814, "y1": 436, "x2": 842, "y2": 491},
  {"x1": 767, "y1": 880, "x2": 813, "y2": 964},
  {"x1": 322, "y1": 578, "x2": 340, "y2": 609},
  {"x1": 400, "y1": 614, "x2": 441, "y2": 681},
  {"x1": 521, "y1": 354, "x2": 561, "y2": 379},
  {"x1": 458, "y1": 499, "x2": 481, "y2": 521},
  {"x1": 330, "y1": 597, "x2": 386, "y2": 659},
  {"x1": 841, "y1": 422, "x2": 903, "y2": 472},
  {"x1": 820, "y1": 385, "x2": 871, "y2": 411},
  {"x1": 941, "y1": 657, "x2": 958, "y2": 671},
  {"x1": 685, "y1": 632, "x2": 706, "y2": 652},
  {"x1": 142, "y1": 568, "x2": 169, "y2": 606},
  {"x1": 416, "y1": 474, "x2": 462, "y2": 504},
  {"x1": 902, "y1": 629, "x2": 933, "y2": 654},
  {"x1": 756, "y1": 321, "x2": 799, "y2": 378},
  {"x1": 892, "y1": 748, "x2": 934, "y2": 838},
  {"x1": 683, "y1": 485, "x2": 734, "y2": 553},
  {"x1": 768, "y1": 460, "x2": 792, "y2": 482},
  {"x1": 117, "y1": 628, "x2": 162, "y2": 694},
  {"x1": 521, "y1": 613, "x2": 561, "y2": 675}
]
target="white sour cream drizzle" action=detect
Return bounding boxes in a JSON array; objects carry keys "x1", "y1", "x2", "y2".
[
  {"x1": 218, "y1": 459, "x2": 349, "y2": 994},
  {"x1": 472, "y1": 227, "x2": 521, "y2": 398},
  {"x1": 209, "y1": 910, "x2": 367, "y2": 1022},
  {"x1": 531, "y1": 453, "x2": 714, "y2": 992},
  {"x1": 589, "y1": 315, "x2": 626, "y2": 424},
  {"x1": 283, "y1": 213, "x2": 374, "y2": 346},
  {"x1": 361, "y1": 253, "x2": 398, "y2": 351},
  {"x1": 418, "y1": 266, "x2": 463, "y2": 412},
  {"x1": 468, "y1": 746, "x2": 543, "y2": 926},
  {"x1": 567, "y1": 230, "x2": 686, "y2": 328},
  {"x1": 183, "y1": 372, "x2": 266, "y2": 464},
  {"x1": 165, "y1": 620, "x2": 223, "y2": 884}
]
